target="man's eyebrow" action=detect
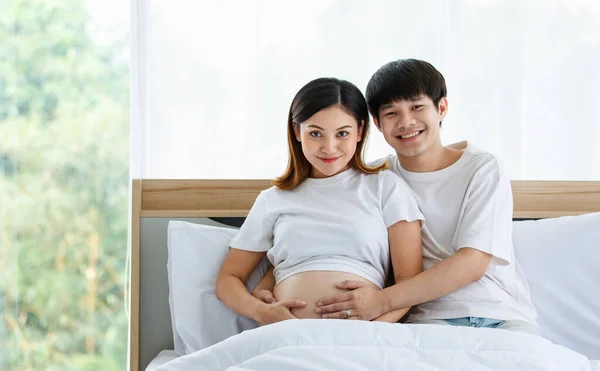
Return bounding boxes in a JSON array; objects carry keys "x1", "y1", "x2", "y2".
[{"x1": 380, "y1": 96, "x2": 424, "y2": 109}]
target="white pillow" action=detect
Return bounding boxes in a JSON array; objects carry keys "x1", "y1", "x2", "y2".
[
  {"x1": 513, "y1": 212, "x2": 600, "y2": 359},
  {"x1": 167, "y1": 220, "x2": 271, "y2": 355}
]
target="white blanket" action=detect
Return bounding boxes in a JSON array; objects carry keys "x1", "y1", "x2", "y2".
[{"x1": 155, "y1": 319, "x2": 600, "y2": 371}]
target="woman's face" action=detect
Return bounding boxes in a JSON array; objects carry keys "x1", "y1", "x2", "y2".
[{"x1": 294, "y1": 105, "x2": 363, "y2": 178}]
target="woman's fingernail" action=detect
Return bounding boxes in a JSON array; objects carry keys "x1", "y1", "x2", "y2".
[
  {"x1": 315, "y1": 308, "x2": 322, "y2": 313},
  {"x1": 322, "y1": 315, "x2": 328, "y2": 319},
  {"x1": 317, "y1": 301, "x2": 323, "y2": 306}
]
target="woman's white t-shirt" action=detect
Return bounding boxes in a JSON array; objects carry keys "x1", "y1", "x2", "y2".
[{"x1": 229, "y1": 168, "x2": 424, "y2": 288}]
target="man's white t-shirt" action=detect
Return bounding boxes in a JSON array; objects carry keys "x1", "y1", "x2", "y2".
[
  {"x1": 229, "y1": 168, "x2": 425, "y2": 289},
  {"x1": 381, "y1": 142, "x2": 538, "y2": 325}
]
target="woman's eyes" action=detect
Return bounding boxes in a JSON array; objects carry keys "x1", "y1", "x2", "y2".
[{"x1": 309, "y1": 131, "x2": 349, "y2": 137}]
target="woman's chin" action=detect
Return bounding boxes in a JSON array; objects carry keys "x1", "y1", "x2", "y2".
[{"x1": 309, "y1": 164, "x2": 349, "y2": 179}]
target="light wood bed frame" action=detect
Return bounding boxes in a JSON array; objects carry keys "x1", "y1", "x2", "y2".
[{"x1": 128, "y1": 179, "x2": 600, "y2": 371}]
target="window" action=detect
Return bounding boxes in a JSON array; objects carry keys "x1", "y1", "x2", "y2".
[
  {"x1": 132, "y1": 0, "x2": 600, "y2": 180},
  {"x1": 1, "y1": 0, "x2": 129, "y2": 369}
]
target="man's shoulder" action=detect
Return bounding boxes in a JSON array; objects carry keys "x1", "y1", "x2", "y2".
[
  {"x1": 369, "y1": 154, "x2": 401, "y2": 174},
  {"x1": 462, "y1": 142, "x2": 503, "y2": 176},
  {"x1": 364, "y1": 156, "x2": 414, "y2": 192},
  {"x1": 375, "y1": 168, "x2": 412, "y2": 189},
  {"x1": 368, "y1": 154, "x2": 395, "y2": 168},
  {"x1": 459, "y1": 144, "x2": 511, "y2": 201}
]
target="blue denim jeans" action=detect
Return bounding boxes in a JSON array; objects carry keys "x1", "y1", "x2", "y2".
[{"x1": 408, "y1": 317, "x2": 539, "y2": 335}]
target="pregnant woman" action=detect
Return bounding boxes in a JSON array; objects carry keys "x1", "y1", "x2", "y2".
[{"x1": 216, "y1": 77, "x2": 424, "y2": 325}]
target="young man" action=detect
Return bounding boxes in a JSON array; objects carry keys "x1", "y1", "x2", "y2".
[{"x1": 314, "y1": 58, "x2": 538, "y2": 334}]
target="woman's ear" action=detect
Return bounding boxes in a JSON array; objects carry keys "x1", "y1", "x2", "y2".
[
  {"x1": 357, "y1": 120, "x2": 364, "y2": 142},
  {"x1": 292, "y1": 122, "x2": 301, "y2": 141}
]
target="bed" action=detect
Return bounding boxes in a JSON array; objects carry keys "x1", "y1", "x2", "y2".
[{"x1": 127, "y1": 179, "x2": 600, "y2": 371}]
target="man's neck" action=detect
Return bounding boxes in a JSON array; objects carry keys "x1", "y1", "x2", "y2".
[{"x1": 398, "y1": 143, "x2": 463, "y2": 173}]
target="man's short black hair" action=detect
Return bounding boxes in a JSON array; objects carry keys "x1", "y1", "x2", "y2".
[{"x1": 366, "y1": 59, "x2": 447, "y2": 122}]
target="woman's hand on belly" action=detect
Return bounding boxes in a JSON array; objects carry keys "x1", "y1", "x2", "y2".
[
  {"x1": 273, "y1": 271, "x2": 380, "y2": 319},
  {"x1": 253, "y1": 289, "x2": 277, "y2": 304},
  {"x1": 252, "y1": 287, "x2": 308, "y2": 326},
  {"x1": 254, "y1": 299, "x2": 307, "y2": 326}
]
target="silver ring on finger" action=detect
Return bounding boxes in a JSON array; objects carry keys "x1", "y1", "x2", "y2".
[{"x1": 344, "y1": 309, "x2": 351, "y2": 319}]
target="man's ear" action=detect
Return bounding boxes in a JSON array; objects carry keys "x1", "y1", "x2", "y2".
[
  {"x1": 292, "y1": 122, "x2": 301, "y2": 141},
  {"x1": 438, "y1": 97, "x2": 449, "y2": 120},
  {"x1": 373, "y1": 117, "x2": 382, "y2": 132}
]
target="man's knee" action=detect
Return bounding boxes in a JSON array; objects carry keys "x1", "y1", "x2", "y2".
[
  {"x1": 406, "y1": 319, "x2": 453, "y2": 326},
  {"x1": 495, "y1": 320, "x2": 539, "y2": 335}
]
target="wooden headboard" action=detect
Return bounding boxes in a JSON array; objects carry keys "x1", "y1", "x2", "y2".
[{"x1": 127, "y1": 179, "x2": 600, "y2": 371}]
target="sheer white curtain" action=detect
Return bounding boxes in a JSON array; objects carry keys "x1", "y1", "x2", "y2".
[{"x1": 131, "y1": 0, "x2": 600, "y2": 180}]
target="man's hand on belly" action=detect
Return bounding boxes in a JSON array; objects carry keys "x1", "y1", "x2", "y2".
[{"x1": 315, "y1": 280, "x2": 387, "y2": 321}]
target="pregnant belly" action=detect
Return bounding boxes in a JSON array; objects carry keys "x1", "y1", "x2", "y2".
[{"x1": 273, "y1": 271, "x2": 380, "y2": 319}]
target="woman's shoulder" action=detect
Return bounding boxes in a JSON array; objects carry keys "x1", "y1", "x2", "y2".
[
  {"x1": 255, "y1": 184, "x2": 300, "y2": 208},
  {"x1": 257, "y1": 184, "x2": 285, "y2": 201}
]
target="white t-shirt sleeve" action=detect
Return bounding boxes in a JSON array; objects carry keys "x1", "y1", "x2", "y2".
[
  {"x1": 455, "y1": 158, "x2": 513, "y2": 265},
  {"x1": 229, "y1": 189, "x2": 275, "y2": 252},
  {"x1": 380, "y1": 170, "x2": 425, "y2": 228}
]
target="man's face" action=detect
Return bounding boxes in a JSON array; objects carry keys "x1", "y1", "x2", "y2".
[{"x1": 375, "y1": 95, "x2": 447, "y2": 159}]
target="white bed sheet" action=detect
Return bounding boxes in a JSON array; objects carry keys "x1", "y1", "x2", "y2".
[
  {"x1": 153, "y1": 319, "x2": 600, "y2": 371},
  {"x1": 145, "y1": 350, "x2": 179, "y2": 371}
]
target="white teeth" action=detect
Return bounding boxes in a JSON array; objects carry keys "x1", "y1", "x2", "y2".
[{"x1": 400, "y1": 131, "x2": 420, "y2": 139}]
